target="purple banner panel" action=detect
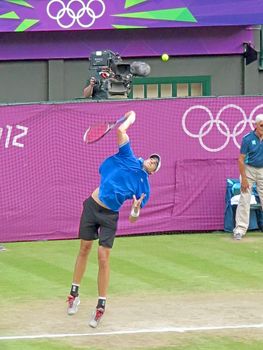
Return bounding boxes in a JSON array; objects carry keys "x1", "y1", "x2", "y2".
[
  {"x1": 0, "y1": 0, "x2": 262, "y2": 32},
  {"x1": 0, "y1": 26, "x2": 253, "y2": 61},
  {"x1": 1, "y1": 96, "x2": 263, "y2": 242}
]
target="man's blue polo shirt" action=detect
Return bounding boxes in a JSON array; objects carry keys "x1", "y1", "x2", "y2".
[
  {"x1": 240, "y1": 130, "x2": 263, "y2": 167},
  {"x1": 98, "y1": 142, "x2": 150, "y2": 212}
]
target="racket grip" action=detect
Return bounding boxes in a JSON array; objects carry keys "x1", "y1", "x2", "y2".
[
  {"x1": 118, "y1": 115, "x2": 128, "y2": 124},
  {"x1": 118, "y1": 111, "x2": 136, "y2": 125}
]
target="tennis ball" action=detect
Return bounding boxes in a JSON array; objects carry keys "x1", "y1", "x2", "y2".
[{"x1": 161, "y1": 53, "x2": 169, "y2": 62}]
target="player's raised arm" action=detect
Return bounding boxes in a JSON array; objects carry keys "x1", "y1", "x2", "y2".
[{"x1": 117, "y1": 110, "x2": 136, "y2": 146}]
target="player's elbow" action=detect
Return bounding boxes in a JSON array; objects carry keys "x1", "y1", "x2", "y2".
[
  {"x1": 117, "y1": 127, "x2": 124, "y2": 135},
  {"x1": 117, "y1": 129, "x2": 129, "y2": 145},
  {"x1": 117, "y1": 127, "x2": 127, "y2": 139}
]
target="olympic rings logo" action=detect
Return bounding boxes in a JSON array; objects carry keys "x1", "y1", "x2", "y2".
[
  {"x1": 46, "y1": 0, "x2": 105, "y2": 29},
  {"x1": 182, "y1": 103, "x2": 263, "y2": 152}
]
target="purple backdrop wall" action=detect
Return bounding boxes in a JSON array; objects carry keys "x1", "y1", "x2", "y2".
[
  {"x1": 1, "y1": 96, "x2": 263, "y2": 242},
  {"x1": 0, "y1": 0, "x2": 262, "y2": 32},
  {"x1": 0, "y1": 26, "x2": 253, "y2": 61}
]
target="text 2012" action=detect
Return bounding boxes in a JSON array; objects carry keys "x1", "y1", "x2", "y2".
[{"x1": 0, "y1": 125, "x2": 28, "y2": 148}]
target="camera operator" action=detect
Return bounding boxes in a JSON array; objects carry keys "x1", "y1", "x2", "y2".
[
  {"x1": 83, "y1": 76, "x2": 108, "y2": 100},
  {"x1": 83, "y1": 50, "x2": 151, "y2": 100}
]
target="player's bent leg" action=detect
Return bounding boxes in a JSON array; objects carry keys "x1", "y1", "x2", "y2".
[
  {"x1": 73, "y1": 240, "x2": 93, "y2": 283},
  {"x1": 67, "y1": 240, "x2": 93, "y2": 315},
  {"x1": 97, "y1": 245, "x2": 111, "y2": 297},
  {"x1": 89, "y1": 245, "x2": 111, "y2": 327}
]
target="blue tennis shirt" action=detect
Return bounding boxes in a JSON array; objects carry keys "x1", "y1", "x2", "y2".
[
  {"x1": 98, "y1": 142, "x2": 150, "y2": 212},
  {"x1": 240, "y1": 130, "x2": 263, "y2": 167}
]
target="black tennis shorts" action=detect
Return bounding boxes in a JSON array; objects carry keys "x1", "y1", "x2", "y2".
[{"x1": 79, "y1": 196, "x2": 119, "y2": 248}]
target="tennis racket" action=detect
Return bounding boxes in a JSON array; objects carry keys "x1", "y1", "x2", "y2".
[{"x1": 83, "y1": 115, "x2": 127, "y2": 144}]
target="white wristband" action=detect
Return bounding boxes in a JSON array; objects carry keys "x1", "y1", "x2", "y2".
[{"x1": 130, "y1": 208, "x2": 139, "y2": 217}]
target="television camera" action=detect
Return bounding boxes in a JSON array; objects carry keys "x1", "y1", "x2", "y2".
[{"x1": 89, "y1": 50, "x2": 151, "y2": 98}]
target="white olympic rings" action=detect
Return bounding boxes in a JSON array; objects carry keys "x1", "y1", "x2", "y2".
[
  {"x1": 182, "y1": 103, "x2": 263, "y2": 152},
  {"x1": 46, "y1": 0, "x2": 105, "y2": 29}
]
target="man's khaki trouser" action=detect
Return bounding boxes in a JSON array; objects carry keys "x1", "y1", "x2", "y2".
[{"x1": 234, "y1": 165, "x2": 263, "y2": 236}]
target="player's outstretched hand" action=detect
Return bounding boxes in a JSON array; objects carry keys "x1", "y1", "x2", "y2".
[{"x1": 132, "y1": 193, "x2": 145, "y2": 209}]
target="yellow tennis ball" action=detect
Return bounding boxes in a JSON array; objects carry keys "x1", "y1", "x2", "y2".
[{"x1": 161, "y1": 53, "x2": 169, "y2": 62}]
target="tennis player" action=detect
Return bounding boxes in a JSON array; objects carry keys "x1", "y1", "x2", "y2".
[{"x1": 67, "y1": 110, "x2": 161, "y2": 328}]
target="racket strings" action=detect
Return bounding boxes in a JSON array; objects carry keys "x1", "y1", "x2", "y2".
[{"x1": 85, "y1": 123, "x2": 109, "y2": 143}]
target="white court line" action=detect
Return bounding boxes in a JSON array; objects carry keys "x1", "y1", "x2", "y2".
[{"x1": 1, "y1": 324, "x2": 263, "y2": 340}]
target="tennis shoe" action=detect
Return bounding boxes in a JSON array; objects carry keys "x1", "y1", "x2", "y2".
[
  {"x1": 67, "y1": 295, "x2": 80, "y2": 315},
  {"x1": 233, "y1": 232, "x2": 242, "y2": 240},
  {"x1": 89, "y1": 307, "x2": 105, "y2": 328}
]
